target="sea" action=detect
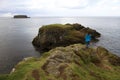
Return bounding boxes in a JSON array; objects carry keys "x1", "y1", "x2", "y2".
[{"x1": 0, "y1": 17, "x2": 120, "y2": 74}]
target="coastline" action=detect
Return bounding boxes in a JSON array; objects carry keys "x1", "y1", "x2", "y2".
[
  {"x1": 0, "y1": 19, "x2": 119, "y2": 79},
  {"x1": 0, "y1": 44, "x2": 120, "y2": 80},
  {"x1": 0, "y1": 23, "x2": 120, "y2": 80}
]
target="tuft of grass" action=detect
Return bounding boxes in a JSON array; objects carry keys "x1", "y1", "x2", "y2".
[
  {"x1": 0, "y1": 44, "x2": 120, "y2": 80},
  {"x1": 0, "y1": 74, "x2": 8, "y2": 80}
]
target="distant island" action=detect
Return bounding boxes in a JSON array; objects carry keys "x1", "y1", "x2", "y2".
[{"x1": 13, "y1": 15, "x2": 30, "y2": 18}]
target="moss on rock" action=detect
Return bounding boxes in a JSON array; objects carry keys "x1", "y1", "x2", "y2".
[
  {"x1": 32, "y1": 23, "x2": 101, "y2": 51},
  {"x1": 2, "y1": 44, "x2": 120, "y2": 80}
]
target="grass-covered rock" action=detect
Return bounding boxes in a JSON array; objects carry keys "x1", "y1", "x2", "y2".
[
  {"x1": 1, "y1": 44, "x2": 120, "y2": 80},
  {"x1": 32, "y1": 23, "x2": 101, "y2": 51}
]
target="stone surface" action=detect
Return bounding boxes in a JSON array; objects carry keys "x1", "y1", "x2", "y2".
[
  {"x1": 32, "y1": 23, "x2": 101, "y2": 51},
  {"x1": 2, "y1": 44, "x2": 120, "y2": 80}
]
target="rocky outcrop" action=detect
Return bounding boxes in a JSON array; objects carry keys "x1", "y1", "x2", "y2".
[
  {"x1": 39, "y1": 44, "x2": 120, "y2": 80},
  {"x1": 32, "y1": 23, "x2": 101, "y2": 51},
  {"x1": 13, "y1": 15, "x2": 30, "y2": 18},
  {"x1": 3, "y1": 44, "x2": 120, "y2": 80}
]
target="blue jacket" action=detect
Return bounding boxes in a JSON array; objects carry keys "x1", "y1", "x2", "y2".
[{"x1": 85, "y1": 34, "x2": 91, "y2": 42}]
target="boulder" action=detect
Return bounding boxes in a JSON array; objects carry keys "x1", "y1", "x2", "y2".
[{"x1": 32, "y1": 23, "x2": 101, "y2": 51}]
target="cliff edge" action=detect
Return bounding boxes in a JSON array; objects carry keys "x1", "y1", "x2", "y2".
[{"x1": 1, "y1": 44, "x2": 120, "y2": 80}]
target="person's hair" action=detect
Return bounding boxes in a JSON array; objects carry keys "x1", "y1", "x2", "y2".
[{"x1": 88, "y1": 32, "x2": 91, "y2": 34}]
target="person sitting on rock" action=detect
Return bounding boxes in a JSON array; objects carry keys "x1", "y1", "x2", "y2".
[{"x1": 85, "y1": 33, "x2": 91, "y2": 48}]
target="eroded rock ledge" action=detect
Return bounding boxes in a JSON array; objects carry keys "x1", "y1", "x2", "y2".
[
  {"x1": 32, "y1": 23, "x2": 101, "y2": 51},
  {"x1": 4, "y1": 44, "x2": 120, "y2": 80}
]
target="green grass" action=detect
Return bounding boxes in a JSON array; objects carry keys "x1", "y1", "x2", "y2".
[
  {"x1": 0, "y1": 74, "x2": 8, "y2": 80},
  {"x1": 0, "y1": 44, "x2": 120, "y2": 80}
]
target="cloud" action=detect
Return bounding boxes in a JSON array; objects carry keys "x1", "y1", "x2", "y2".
[
  {"x1": 0, "y1": 13, "x2": 13, "y2": 17},
  {"x1": 55, "y1": 0, "x2": 89, "y2": 9},
  {"x1": 0, "y1": 0, "x2": 120, "y2": 17}
]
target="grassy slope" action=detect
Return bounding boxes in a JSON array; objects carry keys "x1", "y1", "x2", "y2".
[{"x1": 0, "y1": 44, "x2": 120, "y2": 80}]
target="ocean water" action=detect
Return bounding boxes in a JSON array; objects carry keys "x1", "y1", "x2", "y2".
[{"x1": 0, "y1": 17, "x2": 120, "y2": 74}]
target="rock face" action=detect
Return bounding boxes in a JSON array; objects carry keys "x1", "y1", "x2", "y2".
[
  {"x1": 13, "y1": 15, "x2": 30, "y2": 18},
  {"x1": 2, "y1": 44, "x2": 120, "y2": 80},
  {"x1": 32, "y1": 23, "x2": 101, "y2": 51}
]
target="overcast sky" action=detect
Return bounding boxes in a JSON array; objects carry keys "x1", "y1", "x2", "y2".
[{"x1": 0, "y1": 0, "x2": 120, "y2": 17}]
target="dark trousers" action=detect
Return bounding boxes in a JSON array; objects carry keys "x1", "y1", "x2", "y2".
[{"x1": 86, "y1": 41, "x2": 90, "y2": 48}]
